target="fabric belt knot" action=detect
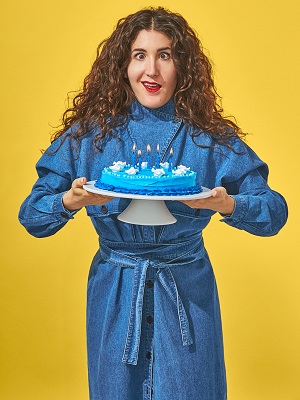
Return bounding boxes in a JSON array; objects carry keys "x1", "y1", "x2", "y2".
[{"x1": 99, "y1": 236, "x2": 205, "y2": 365}]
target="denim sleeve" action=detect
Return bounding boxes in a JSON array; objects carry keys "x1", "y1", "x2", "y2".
[
  {"x1": 216, "y1": 142, "x2": 288, "y2": 236},
  {"x1": 18, "y1": 134, "x2": 80, "y2": 238}
]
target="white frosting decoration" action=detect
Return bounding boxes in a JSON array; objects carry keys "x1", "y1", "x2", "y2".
[
  {"x1": 141, "y1": 162, "x2": 148, "y2": 170},
  {"x1": 109, "y1": 161, "x2": 127, "y2": 172},
  {"x1": 160, "y1": 162, "x2": 169, "y2": 170},
  {"x1": 177, "y1": 165, "x2": 190, "y2": 172},
  {"x1": 173, "y1": 169, "x2": 186, "y2": 176},
  {"x1": 125, "y1": 167, "x2": 138, "y2": 175},
  {"x1": 173, "y1": 165, "x2": 190, "y2": 176},
  {"x1": 152, "y1": 168, "x2": 165, "y2": 177}
]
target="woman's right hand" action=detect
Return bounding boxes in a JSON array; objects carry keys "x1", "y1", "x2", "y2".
[{"x1": 62, "y1": 177, "x2": 114, "y2": 211}]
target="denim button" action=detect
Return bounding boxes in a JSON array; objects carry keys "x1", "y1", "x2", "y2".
[
  {"x1": 146, "y1": 351, "x2": 151, "y2": 360},
  {"x1": 195, "y1": 209, "x2": 200, "y2": 217},
  {"x1": 147, "y1": 316, "x2": 153, "y2": 324},
  {"x1": 61, "y1": 212, "x2": 69, "y2": 219},
  {"x1": 146, "y1": 280, "x2": 154, "y2": 288},
  {"x1": 101, "y1": 205, "x2": 108, "y2": 214}
]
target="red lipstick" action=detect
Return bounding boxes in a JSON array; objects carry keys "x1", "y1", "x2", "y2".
[{"x1": 142, "y1": 81, "x2": 162, "y2": 93}]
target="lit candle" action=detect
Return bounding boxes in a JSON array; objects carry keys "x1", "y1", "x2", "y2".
[
  {"x1": 168, "y1": 148, "x2": 173, "y2": 172},
  {"x1": 131, "y1": 143, "x2": 136, "y2": 167},
  {"x1": 155, "y1": 144, "x2": 160, "y2": 168},
  {"x1": 137, "y1": 150, "x2": 142, "y2": 171},
  {"x1": 147, "y1": 144, "x2": 151, "y2": 169}
]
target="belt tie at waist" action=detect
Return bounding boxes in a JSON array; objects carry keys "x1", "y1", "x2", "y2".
[
  {"x1": 100, "y1": 237, "x2": 205, "y2": 365},
  {"x1": 122, "y1": 260, "x2": 193, "y2": 365}
]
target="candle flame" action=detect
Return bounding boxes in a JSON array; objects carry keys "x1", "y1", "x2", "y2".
[
  {"x1": 157, "y1": 144, "x2": 160, "y2": 152},
  {"x1": 132, "y1": 143, "x2": 136, "y2": 152},
  {"x1": 170, "y1": 148, "x2": 173, "y2": 155},
  {"x1": 147, "y1": 144, "x2": 151, "y2": 153},
  {"x1": 138, "y1": 150, "x2": 142, "y2": 156}
]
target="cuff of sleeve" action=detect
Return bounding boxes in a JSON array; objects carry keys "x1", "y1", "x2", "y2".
[
  {"x1": 220, "y1": 195, "x2": 248, "y2": 224},
  {"x1": 53, "y1": 192, "x2": 78, "y2": 220}
]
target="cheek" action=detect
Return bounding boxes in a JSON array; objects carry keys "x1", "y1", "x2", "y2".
[
  {"x1": 166, "y1": 66, "x2": 177, "y2": 87},
  {"x1": 126, "y1": 64, "x2": 134, "y2": 83},
  {"x1": 127, "y1": 63, "x2": 142, "y2": 81},
  {"x1": 169, "y1": 74, "x2": 177, "y2": 91}
]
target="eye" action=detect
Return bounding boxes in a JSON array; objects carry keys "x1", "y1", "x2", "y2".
[
  {"x1": 133, "y1": 52, "x2": 146, "y2": 60},
  {"x1": 159, "y1": 52, "x2": 171, "y2": 60}
]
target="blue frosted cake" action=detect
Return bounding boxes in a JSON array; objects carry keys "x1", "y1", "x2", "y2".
[{"x1": 94, "y1": 161, "x2": 202, "y2": 196}]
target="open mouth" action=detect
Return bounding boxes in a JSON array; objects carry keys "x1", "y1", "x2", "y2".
[{"x1": 142, "y1": 81, "x2": 162, "y2": 93}]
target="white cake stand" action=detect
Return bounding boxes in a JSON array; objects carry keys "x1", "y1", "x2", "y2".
[{"x1": 83, "y1": 181, "x2": 212, "y2": 226}]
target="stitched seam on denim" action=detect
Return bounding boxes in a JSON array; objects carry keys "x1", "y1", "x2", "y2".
[
  {"x1": 157, "y1": 225, "x2": 166, "y2": 243},
  {"x1": 171, "y1": 211, "x2": 212, "y2": 220},
  {"x1": 101, "y1": 234, "x2": 201, "y2": 248},
  {"x1": 160, "y1": 122, "x2": 183, "y2": 162}
]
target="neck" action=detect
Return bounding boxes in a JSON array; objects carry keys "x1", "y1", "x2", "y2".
[{"x1": 131, "y1": 98, "x2": 175, "y2": 117}]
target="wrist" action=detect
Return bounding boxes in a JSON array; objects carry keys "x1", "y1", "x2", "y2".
[
  {"x1": 62, "y1": 191, "x2": 80, "y2": 211},
  {"x1": 219, "y1": 195, "x2": 235, "y2": 215}
]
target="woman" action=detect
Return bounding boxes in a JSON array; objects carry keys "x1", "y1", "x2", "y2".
[{"x1": 19, "y1": 7, "x2": 287, "y2": 400}]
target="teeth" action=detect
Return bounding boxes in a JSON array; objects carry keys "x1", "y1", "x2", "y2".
[{"x1": 143, "y1": 83, "x2": 160, "y2": 88}]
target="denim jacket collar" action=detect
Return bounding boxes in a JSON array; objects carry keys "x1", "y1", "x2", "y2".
[{"x1": 129, "y1": 98, "x2": 176, "y2": 122}]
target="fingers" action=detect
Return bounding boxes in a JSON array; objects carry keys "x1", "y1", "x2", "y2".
[
  {"x1": 64, "y1": 178, "x2": 113, "y2": 211},
  {"x1": 179, "y1": 186, "x2": 233, "y2": 214},
  {"x1": 72, "y1": 177, "x2": 87, "y2": 189},
  {"x1": 212, "y1": 187, "x2": 225, "y2": 198}
]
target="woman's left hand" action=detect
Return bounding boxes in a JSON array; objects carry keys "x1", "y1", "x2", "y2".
[{"x1": 180, "y1": 187, "x2": 235, "y2": 215}]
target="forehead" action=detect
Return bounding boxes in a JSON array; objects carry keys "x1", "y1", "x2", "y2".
[{"x1": 131, "y1": 29, "x2": 172, "y2": 49}]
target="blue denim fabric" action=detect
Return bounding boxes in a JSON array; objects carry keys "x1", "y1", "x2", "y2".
[
  {"x1": 19, "y1": 99, "x2": 288, "y2": 399},
  {"x1": 86, "y1": 235, "x2": 226, "y2": 400}
]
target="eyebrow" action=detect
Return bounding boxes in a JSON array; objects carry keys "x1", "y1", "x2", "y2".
[{"x1": 131, "y1": 47, "x2": 171, "y2": 53}]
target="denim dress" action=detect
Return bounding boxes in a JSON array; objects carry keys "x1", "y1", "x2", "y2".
[{"x1": 19, "y1": 99, "x2": 288, "y2": 400}]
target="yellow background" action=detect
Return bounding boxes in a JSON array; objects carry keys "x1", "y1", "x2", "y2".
[{"x1": 1, "y1": 0, "x2": 299, "y2": 399}]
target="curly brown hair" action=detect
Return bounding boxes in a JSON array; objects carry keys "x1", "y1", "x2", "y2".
[{"x1": 52, "y1": 7, "x2": 245, "y2": 150}]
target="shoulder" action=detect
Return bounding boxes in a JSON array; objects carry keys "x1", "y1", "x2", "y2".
[
  {"x1": 49, "y1": 123, "x2": 102, "y2": 152},
  {"x1": 213, "y1": 138, "x2": 269, "y2": 182},
  {"x1": 188, "y1": 128, "x2": 247, "y2": 155},
  {"x1": 190, "y1": 129, "x2": 269, "y2": 178}
]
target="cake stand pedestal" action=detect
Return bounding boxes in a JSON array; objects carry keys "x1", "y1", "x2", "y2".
[{"x1": 117, "y1": 198, "x2": 177, "y2": 225}]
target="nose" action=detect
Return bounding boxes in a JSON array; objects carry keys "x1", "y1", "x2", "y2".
[{"x1": 146, "y1": 57, "x2": 159, "y2": 78}]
